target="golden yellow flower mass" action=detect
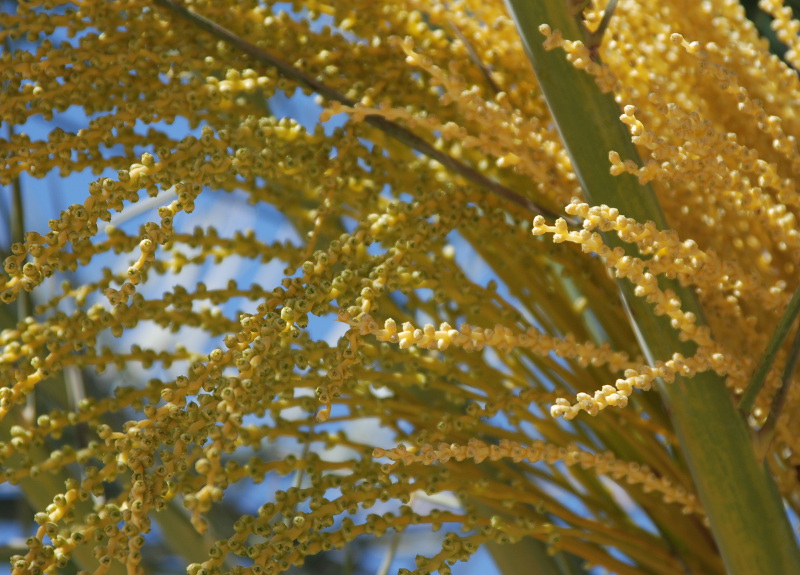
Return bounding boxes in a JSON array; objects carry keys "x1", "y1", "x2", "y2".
[{"x1": 2, "y1": 0, "x2": 800, "y2": 573}]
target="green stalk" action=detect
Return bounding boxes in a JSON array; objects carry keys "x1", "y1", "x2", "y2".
[
  {"x1": 504, "y1": 1, "x2": 800, "y2": 573},
  {"x1": 738, "y1": 283, "x2": 800, "y2": 414}
]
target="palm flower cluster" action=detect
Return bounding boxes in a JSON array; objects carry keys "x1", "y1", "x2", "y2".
[{"x1": 2, "y1": 0, "x2": 800, "y2": 574}]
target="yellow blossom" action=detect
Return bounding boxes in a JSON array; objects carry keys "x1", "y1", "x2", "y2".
[{"x1": 2, "y1": 1, "x2": 800, "y2": 574}]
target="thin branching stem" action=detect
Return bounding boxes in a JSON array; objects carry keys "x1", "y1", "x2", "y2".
[
  {"x1": 738, "y1": 284, "x2": 800, "y2": 415},
  {"x1": 151, "y1": 0, "x2": 571, "y2": 222},
  {"x1": 756, "y1": 322, "x2": 800, "y2": 460}
]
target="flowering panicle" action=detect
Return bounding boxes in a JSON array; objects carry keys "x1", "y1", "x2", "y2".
[
  {"x1": 1, "y1": 1, "x2": 800, "y2": 574},
  {"x1": 374, "y1": 439, "x2": 702, "y2": 515}
]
